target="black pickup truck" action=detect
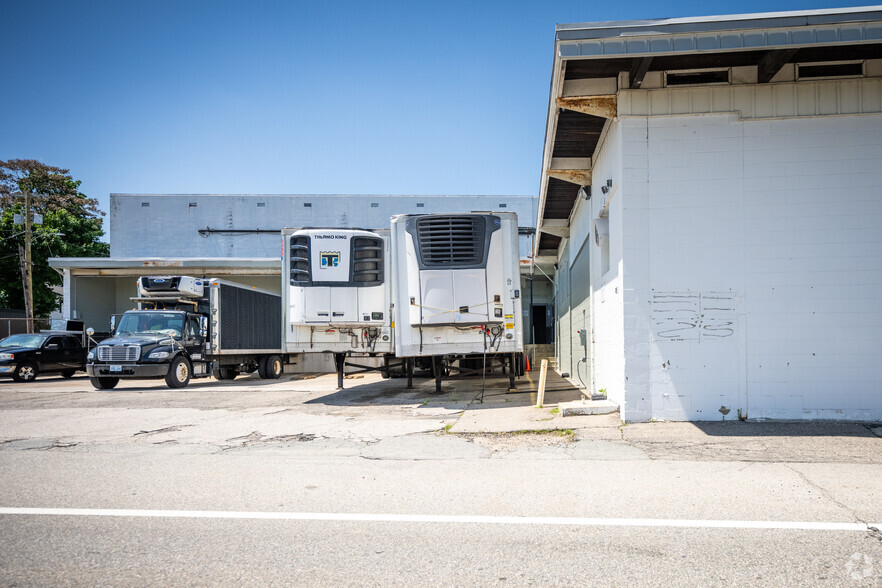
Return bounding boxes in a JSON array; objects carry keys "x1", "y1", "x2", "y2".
[{"x1": 0, "y1": 332, "x2": 87, "y2": 382}]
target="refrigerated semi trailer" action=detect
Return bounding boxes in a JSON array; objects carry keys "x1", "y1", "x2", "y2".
[
  {"x1": 390, "y1": 212, "x2": 524, "y2": 392},
  {"x1": 282, "y1": 227, "x2": 398, "y2": 388}
]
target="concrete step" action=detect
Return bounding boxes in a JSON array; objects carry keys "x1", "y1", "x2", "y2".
[{"x1": 559, "y1": 399, "x2": 619, "y2": 416}]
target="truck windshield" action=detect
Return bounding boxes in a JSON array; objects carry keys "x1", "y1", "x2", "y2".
[{"x1": 116, "y1": 312, "x2": 185, "y2": 336}]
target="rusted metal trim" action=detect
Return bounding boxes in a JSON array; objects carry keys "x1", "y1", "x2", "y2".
[{"x1": 556, "y1": 95, "x2": 617, "y2": 119}]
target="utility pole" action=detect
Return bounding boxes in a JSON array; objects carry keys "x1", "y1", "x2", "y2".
[
  {"x1": 12, "y1": 192, "x2": 39, "y2": 333},
  {"x1": 23, "y1": 192, "x2": 33, "y2": 332}
]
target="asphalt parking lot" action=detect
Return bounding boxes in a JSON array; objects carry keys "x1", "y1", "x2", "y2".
[
  {"x1": 1, "y1": 367, "x2": 880, "y2": 463},
  {"x1": 3, "y1": 368, "x2": 882, "y2": 586}
]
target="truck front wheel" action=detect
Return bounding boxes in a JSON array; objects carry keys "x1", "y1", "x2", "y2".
[
  {"x1": 90, "y1": 376, "x2": 119, "y2": 390},
  {"x1": 166, "y1": 356, "x2": 191, "y2": 389}
]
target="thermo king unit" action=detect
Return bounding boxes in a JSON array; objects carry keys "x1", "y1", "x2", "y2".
[
  {"x1": 282, "y1": 228, "x2": 395, "y2": 388},
  {"x1": 390, "y1": 212, "x2": 524, "y2": 392}
]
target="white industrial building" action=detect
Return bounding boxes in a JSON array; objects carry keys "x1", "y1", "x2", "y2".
[
  {"x1": 536, "y1": 7, "x2": 882, "y2": 421},
  {"x1": 50, "y1": 193, "x2": 547, "y2": 341}
]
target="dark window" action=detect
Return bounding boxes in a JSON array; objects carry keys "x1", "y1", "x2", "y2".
[
  {"x1": 62, "y1": 336, "x2": 79, "y2": 349},
  {"x1": 371, "y1": 203, "x2": 379, "y2": 208},
  {"x1": 303, "y1": 202, "x2": 312, "y2": 208},
  {"x1": 416, "y1": 203, "x2": 425, "y2": 208},
  {"x1": 141, "y1": 202, "x2": 150, "y2": 207},
  {"x1": 257, "y1": 202, "x2": 266, "y2": 207},
  {"x1": 187, "y1": 317, "x2": 200, "y2": 337},
  {"x1": 798, "y1": 62, "x2": 863, "y2": 79},
  {"x1": 498, "y1": 203, "x2": 507, "y2": 208},
  {"x1": 666, "y1": 70, "x2": 729, "y2": 86}
]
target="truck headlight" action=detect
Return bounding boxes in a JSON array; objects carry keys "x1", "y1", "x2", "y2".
[
  {"x1": 148, "y1": 350, "x2": 170, "y2": 359},
  {"x1": 87, "y1": 350, "x2": 95, "y2": 360},
  {"x1": 0, "y1": 353, "x2": 13, "y2": 360}
]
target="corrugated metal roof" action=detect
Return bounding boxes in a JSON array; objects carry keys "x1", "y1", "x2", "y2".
[{"x1": 557, "y1": 6, "x2": 882, "y2": 38}]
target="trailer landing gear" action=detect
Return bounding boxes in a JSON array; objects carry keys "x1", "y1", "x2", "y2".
[{"x1": 334, "y1": 353, "x2": 345, "y2": 390}]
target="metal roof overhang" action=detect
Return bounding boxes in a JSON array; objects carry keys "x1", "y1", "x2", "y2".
[
  {"x1": 49, "y1": 257, "x2": 281, "y2": 276},
  {"x1": 535, "y1": 6, "x2": 882, "y2": 259}
]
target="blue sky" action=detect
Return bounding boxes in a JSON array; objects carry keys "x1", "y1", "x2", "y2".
[{"x1": 1, "y1": 0, "x2": 876, "y2": 235}]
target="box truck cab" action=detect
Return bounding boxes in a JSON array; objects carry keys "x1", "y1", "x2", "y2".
[{"x1": 87, "y1": 276, "x2": 286, "y2": 390}]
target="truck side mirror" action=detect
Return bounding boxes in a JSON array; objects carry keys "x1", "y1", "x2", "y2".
[
  {"x1": 110, "y1": 316, "x2": 116, "y2": 332},
  {"x1": 199, "y1": 316, "x2": 208, "y2": 338}
]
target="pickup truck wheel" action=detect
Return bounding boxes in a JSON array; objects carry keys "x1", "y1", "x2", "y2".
[
  {"x1": 216, "y1": 366, "x2": 237, "y2": 380},
  {"x1": 61, "y1": 369, "x2": 77, "y2": 379},
  {"x1": 12, "y1": 361, "x2": 38, "y2": 383},
  {"x1": 165, "y1": 356, "x2": 191, "y2": 389},
  {"x1": 90, "y1": 376, "x2": 119, "y2": 390}
]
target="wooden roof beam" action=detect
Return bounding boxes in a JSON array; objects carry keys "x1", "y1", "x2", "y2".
[
  {"x1": 556, "y1": 95, "x2": 617, "y2": 119},
  {"x1": 547, "y1": 157, "x2": 592, "y2": 186},
  {"x1": 630, "y1": 56, "x2": 653, "y2": 89},
  {"x1": 757, "y1": 48, "x2": 798, "y2": 83},
  {"x1": 540, "y1": 219, "x2": 570, "y2": 239}
]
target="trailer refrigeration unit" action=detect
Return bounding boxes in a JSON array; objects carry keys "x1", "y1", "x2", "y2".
[
  {"x1": 86, "y1": 276, "x2": 286, "y2": 389},
  {"x1": 390, "y1": 212, "x2": 524, "y2": 393},
  {"x1": 282, "y1": 228, "x2": 397, "y2": 389}
]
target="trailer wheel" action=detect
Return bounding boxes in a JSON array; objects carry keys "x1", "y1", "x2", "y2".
[
  {"x1": 90, "y1": 376, "x2": 119, "y2": 390},
  {"x1": 215, "y1": 366, "x2": 237, "y2": 380},
  {"x1": 258, "y1": 355, "x2": 283, "y2": 379},
  {"x1": 165, "y1": 356, "x2": 191, "y2": 389}
]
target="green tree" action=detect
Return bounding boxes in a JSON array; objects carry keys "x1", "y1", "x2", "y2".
[{"x1": 0, "y1": 160, "x2": 109, "y2": 317}]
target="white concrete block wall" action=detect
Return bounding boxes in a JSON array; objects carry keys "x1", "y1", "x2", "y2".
[
  {"x1": 561, "y1": 120, "x2": 627, "y2": 405},
  {"x1": 109, "y1": 194, "x2": 537, "y2": 259},
  {"x1": 617, "y1": 111, "x2": 882, "y2": 421}
]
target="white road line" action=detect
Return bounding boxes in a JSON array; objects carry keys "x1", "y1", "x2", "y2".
[{"x1": 0, "y1": 507, "x2": 876, "y2": 532}]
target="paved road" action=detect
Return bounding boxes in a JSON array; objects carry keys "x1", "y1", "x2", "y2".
[{"x1": 1, "y1": 374, "x2": 881, "y2": 586}]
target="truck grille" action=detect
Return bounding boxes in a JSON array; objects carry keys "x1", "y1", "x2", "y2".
[
  {"x1": 97, "y1": 345, "x2": 141, "y2": 362},
  {"x1": 415, "y1": 215, "x2": 486, "y2": 267}
]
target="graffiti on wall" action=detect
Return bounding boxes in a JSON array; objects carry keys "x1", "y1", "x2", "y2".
[{"x1": 651, "y1": 291, "x2": 736, "y2": 342}]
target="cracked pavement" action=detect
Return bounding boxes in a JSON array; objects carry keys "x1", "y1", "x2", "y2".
[
  {"x1": 1, "y1": 372, "x2": 881, "y2": 465},
  {"x1": 2, "y1": 370, "x2": 882, "y2": 586}
]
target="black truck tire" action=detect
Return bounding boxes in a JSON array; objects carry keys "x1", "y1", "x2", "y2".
[
  {"x1": 165, "y1": 356, "x2": 191, "y2": 389},
  {"x1": 90, "y1": 376, "x2": 119, "y2": 390},
  {"x1": 215, "y1": 366, "x2": 237, "y2": 380},
  {"x1": 258, "y1": 355, "x2": 283, "y2": 379},
  {"x1": 12, "y1": 361, "x2": 38, "y2": 383},
  {"x1": 61, "y1": 369, "x2": 77, "y2": 378}
]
